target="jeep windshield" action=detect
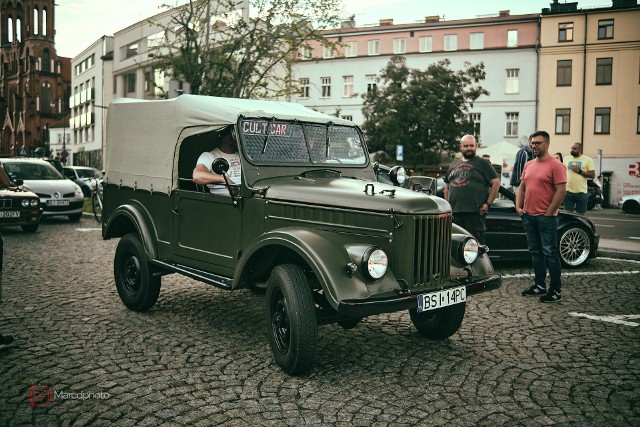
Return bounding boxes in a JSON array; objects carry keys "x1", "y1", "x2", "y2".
[{"x1": 240, "y1": 119, "x2": 367, "y2": 166}]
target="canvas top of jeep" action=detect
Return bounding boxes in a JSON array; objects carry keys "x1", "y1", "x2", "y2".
[
  {"x1": 105, "y1": 95, "x2": 450, "y2": 214},
  {"x1": 103, "y1": 95, "x2": 500, "y2": 376}
]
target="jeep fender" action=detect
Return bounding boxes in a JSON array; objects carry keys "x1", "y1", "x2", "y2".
[
  {"x1": 235, "y1": 227, "x2": 399, "y2": 310},
  {"x1": 103, "y1": 202, "x2": 159, "y2": 261}
]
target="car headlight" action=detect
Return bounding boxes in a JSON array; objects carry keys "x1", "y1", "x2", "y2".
[
  {"x1": 31, "y1": 199, "x2": 39, "y2": 207},
  {"x1": 22, "y1": 199, "x2": 30, "y2": 207},
  {"x1": 389, "y1": 166, "x2": 406, "y2": 186},
  {"x1": 362, "y1": 247, "x2": 388, "y2": 280},
  {"x1": 75, "y1": 185, "x2": 84, "y2": 197},
  {"x1": 451, "y1": 234, "x2": 479, "y2": 265}
]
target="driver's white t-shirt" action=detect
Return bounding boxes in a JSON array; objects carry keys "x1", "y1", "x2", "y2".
[{"x1": 196, "y1": 148, "x2": 241, "y2": 194}]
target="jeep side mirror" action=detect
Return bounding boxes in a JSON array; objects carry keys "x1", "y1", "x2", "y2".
[{"x1": 211, "y1": 158, "x2": 230, "y2": 175}]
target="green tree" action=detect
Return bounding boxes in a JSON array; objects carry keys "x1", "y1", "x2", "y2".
[
  {"x1": 362, "y1": 56, "x2": 488, "y2": 168},
  {"x1": 153, "y1": 0, "x2": 343, "y2": 99}
]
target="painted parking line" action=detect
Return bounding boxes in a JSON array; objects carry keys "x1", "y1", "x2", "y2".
[
  {"x1": 76, "y1": 228, "x2": 101, "y2": 232},
  {"x1": 569, "y1": 313, "x2": 640, "y2": 327},
  {"x1": 503, "y1": 269, "x2": 640, "y2": 279}
]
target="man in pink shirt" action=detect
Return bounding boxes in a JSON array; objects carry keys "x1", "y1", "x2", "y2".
[{"x1": 516, "y1": 131, "x2": 567, "y2": 303}]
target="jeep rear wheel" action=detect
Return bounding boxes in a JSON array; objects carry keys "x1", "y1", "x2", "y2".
[
  {"x1": 409, "y1": 302, "x2": 466, "y2": 339},
  {"x1": 114, "y1": 233, "x2": 161, "y2": 311},
  {"x1": 266, "y1": 264, "x2": 317, "y2": 375}
]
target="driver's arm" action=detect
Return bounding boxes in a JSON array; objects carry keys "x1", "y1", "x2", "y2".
[{"x1": 192, "y1": 163, "x2": 225, "y2": 185}]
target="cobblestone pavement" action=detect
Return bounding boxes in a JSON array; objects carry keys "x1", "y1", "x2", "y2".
[{"x1": 1, "y1": 217, "x2": 639, "y2": 426}]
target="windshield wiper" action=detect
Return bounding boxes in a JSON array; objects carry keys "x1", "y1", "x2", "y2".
[{"x1": 261, "y1": 117, "x2": 276, "y2": 154}]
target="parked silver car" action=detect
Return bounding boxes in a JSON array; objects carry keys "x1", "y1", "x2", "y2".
[
  {"x1": 0, "y1": 158, "x2": 85, "y2": 221},
  {"x1": 62, "y1": 166, "x2": 102, "y2": 197}
]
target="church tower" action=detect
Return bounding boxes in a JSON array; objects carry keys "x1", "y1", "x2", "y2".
[{"x1": 0, "y1": 0, "x2": 71, "y2": 156}]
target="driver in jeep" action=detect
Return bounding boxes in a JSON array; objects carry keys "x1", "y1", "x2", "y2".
[{"x1": 192, "y1": 126, "x2": 242, "y2": 194}]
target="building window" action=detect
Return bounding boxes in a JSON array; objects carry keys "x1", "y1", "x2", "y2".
[
  {"x1": 596, "y1": 58, "x2": 613, "y2": 85},
  {"x1": 470, "y1": 33, "x2": 484, "y2": 50},
  {"x1": 321, "y1": 77, "x2": 331, "y2": 98},
  {"x1": 444, "y1": 35, "x2": 457, "y2": 51},
  {"x1": 366, "y1": 75, "x2": 377, "y2": 95},
  {"x1": 299, "y1": 78, "x2": 309, "y2": 98},
  {"x1": 558, "y1": 23, "x2": 574, "y2": 42},
  {"x1": 33, "y1": 8, "x2": 39, "y2": 35},
  {"x1": 419, "y1": 36, "x2": 432, "y2": 53},
  {"x1": 505, "y1": 113, "x2": 519, "y2": 136},
  {"x1": 393, "y1": 38, "x2": 406, "y2": 54},
  {"x1": 506, "y1": 69, "x2": 519, "y2": 94},
  {"x1": 345, "y1": 41, "x2": 357, "y2": 57},
  {"x1": 343, "y1": 76, "x2": 354, "y2": 97},
  {"x1": 301, "y1": 46, "x2": 312, "y2": 60},
  {"x1": 368, "y1": 40, "x2": 380, "y2": 55},
  {"x1": 555, "y1": 109, "x2": 571, "y2": 134},
  {"x1": 126, "y1": 73, "x2": 136, "y2": 94},
  {"x1": 124, "y1": 42, "x2": 139, "y2": 59},
  {"x1": 557, "y1": 60, "x2": 572, "y2": 86},
  {"x1": 469, "y1": 113, "x2": 481, "y2": 142},
  {"x1": 598, "y1": 19, "x2": 614, "y2": 39},
  {"x1": 341, "y1": 115, "x2": 353, "y2": 121},
  {"x1": 594, "y1": 108, "x2": 611, "y2": 134},
  {"x1": 507, "y1": 30, "x2": 518, "y2": 47},
  {"x1": 323, "y1": 46, "x2": 333, "y2": 59}
]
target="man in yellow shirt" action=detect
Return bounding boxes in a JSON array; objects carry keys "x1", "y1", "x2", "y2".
[{"x1": 563, "y1": 143, "x2": 595, "y2": 214}]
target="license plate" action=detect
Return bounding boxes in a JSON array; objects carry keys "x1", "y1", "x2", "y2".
[
  {"x1": 0, "y1": 211, "x2": 20, "y2": 218},
  {"x1": 417, "y1": 286, "x2": 466, "y2": 313},
  {"x1": 47, "y1": 200, "x2": 70, "y2": 206}
]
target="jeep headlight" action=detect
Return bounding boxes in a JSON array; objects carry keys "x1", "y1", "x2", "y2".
[
  {"x1": 362, "y1": 247, "x2": 388, "y2": 280},
  {"x1": 389, "y1": 166, "x2": 406, "y2": 186},
  {"x1": 451, "y1": 234, "x2": 479, "y2": 265}
]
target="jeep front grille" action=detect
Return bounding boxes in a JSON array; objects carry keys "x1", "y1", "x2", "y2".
[{"x1": 411, "y1": 214, "x2": 452, "y2": 287}]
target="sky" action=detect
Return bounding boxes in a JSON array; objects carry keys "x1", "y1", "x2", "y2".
[{"x1": 55, "y1": 0, "x2": 613, "y2": 58}]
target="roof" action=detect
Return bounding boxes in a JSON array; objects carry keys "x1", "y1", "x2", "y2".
[{"x1": 105, "y1": 95, "x2": 354, "y2": 193}]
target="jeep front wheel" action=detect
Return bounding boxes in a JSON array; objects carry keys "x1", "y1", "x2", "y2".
[
  {"x1": 114, "y1": 233, "x2": 161, "y2": 311},
  {"x1": 266, "y1": 264, "x2": 317, "y2": 375},
  {"x1": 409, "y1": 302, "x2": 466, "y2": 339}
]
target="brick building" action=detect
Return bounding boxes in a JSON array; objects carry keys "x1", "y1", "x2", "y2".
[{"x1": 0, "y1": 0, "x2": 70, "y2": 158}]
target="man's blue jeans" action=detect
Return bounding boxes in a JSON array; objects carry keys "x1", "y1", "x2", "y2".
[
  {"x1": 521, "y1": 214, "x2": 562, "y2": 291},
  {"x1": 564, "y1": 191, "x2": 588, "y2": 214}
]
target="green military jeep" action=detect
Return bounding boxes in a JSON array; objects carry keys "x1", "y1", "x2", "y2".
[{"x1": 103, "y1": 95, "x2": 500, "y2": 375}]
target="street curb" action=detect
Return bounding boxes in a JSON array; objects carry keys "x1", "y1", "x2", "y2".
[{"x1": 598, "y1": 250, "x2": 640, "y2": 261}]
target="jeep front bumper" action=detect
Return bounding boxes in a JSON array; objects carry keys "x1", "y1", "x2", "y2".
[{"x1": 337, "y1": 274, "x2": 501, "y2": 320}]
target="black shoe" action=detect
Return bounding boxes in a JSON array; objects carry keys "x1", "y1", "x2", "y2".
[
  {"x1": 522, "y1": 285, "x2": 546, "y2": 297},
  {"x1": 0, "y1": 334, "x2": 14, "y2": 346},
  {"x1": 540, "y1": 289, "x2": 562, "y2": 303}
]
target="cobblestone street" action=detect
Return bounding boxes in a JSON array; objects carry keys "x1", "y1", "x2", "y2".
[{"x1": 1, "y1": 217, "x2": 639, "y2": 426}]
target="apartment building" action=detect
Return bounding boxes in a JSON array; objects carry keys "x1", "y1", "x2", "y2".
[
  {"x1": 292, "y1": 11, "x2": 540, "y2": 149},
  {"x1": 66, "y1": 36, "x2": 113, "y2": 169},
  {"x1": 538, "y1": 0, "x2": 640, "y2": 204}
]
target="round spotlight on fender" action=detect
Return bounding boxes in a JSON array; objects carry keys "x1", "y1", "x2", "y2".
[
  {"x1": 462, "y1": 238, "x2": 479, "y2": 264},
  {"x1": 362, "y1": 247, "x2": 388, "y2": 280},
  {"x1": 389, "y1": 166, "x2": 406, "y2": 186},
  {"x1": 451, "y1": 234, "x2": 480, "y2": 265}
]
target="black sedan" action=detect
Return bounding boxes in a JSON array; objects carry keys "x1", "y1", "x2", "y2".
[
  {"x1": 374, "y1": 164, "x2": 599, "y2": 267},
  {"x1": 486, "y1": 186, "x2": 599, "y2": 267}
]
